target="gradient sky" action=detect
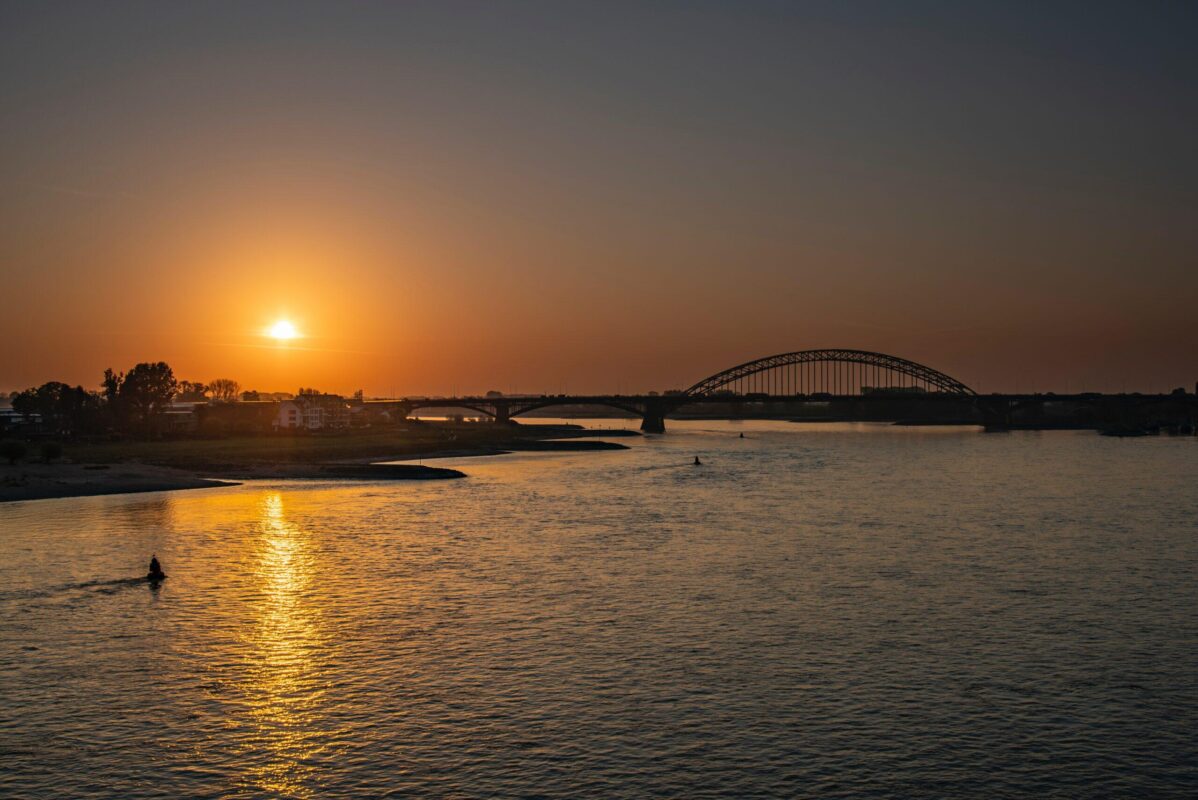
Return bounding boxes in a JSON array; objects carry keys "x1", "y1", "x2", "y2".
[{"x1": 2, "y1": 1, "x2": 1196, "y2": 396}]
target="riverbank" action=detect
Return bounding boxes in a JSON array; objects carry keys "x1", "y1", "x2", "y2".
[
  {"x1": 0, "y1": 462, "x2": 236, "y2": 503},
  {"x1": 0, "y1": 423, "x2": 633, "y2": 502},
  {"x1": 0, "y1": 461, "x2": 470, "y2": 503},
  {"x1": 52, "y1": 422, "x2": 631, "y2": 470}
]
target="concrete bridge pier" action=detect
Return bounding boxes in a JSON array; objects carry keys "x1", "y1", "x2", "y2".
[
  {"x1": 640, "y1": 398, "x2": 667, "y2": 434},
  {"x1": 492, "y1": 400, "x2": 513, "y2": 425}
]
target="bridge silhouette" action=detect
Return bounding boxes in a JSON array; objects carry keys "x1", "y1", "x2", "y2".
[
  {"x1": 371, "y1": 348, "x2": 1195, "y2": 433},
  {"x1": 375, "y1": 350, "x2": 970, "y2": 432},
  {"x1": 376, "y1": 344, "x2": 1198, "y2": 431}
]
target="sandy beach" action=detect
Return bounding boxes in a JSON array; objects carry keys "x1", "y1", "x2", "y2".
[
  {"x1": 0, "y1": 424, "x2": 634, "y2": 503},
  {"x1": 0, "y1": 462, "x2": 236, "y2": 503},
  {"x1": 0, "y1": 460, "x2": 477, "y2": 503}
]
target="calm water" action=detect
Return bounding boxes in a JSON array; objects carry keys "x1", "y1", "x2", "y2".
[{"x1": 1, "y1": 421, "x2": 1195, "y2": 798}]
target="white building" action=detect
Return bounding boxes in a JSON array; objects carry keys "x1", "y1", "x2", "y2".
[{"x1": 273, "y1": 396, "x2": 349, "y2": 431}]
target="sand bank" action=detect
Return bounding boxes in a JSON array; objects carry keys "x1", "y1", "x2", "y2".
[{"x1": 1, "y1": 463, "x2": 236, "y2": 503}]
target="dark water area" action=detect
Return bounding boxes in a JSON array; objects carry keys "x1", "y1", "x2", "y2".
[{"x1": 1, "y1": 421, "x2": 1195, "y2": 798}]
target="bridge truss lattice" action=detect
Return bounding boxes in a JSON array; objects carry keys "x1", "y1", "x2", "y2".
[{"x1": 684, "y1": 349, "x2": 976, "y2": 397}]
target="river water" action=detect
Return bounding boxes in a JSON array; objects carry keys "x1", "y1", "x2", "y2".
[{"x1": 1, "y1": 420, "x2": 1195, "y2": 798}]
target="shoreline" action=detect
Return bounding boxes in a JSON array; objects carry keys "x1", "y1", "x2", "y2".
[
  {"x1": 0, "y1": 463, "x2": 239, "y2": 504},
  {"x1": 0, "y1": 427, "x2": 633, "y2": 503},
  {"x1": 0, "y1": 461, "x2": 467, "y2": 503}
]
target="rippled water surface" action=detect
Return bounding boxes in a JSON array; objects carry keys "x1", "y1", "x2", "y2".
[{"x1": 2, "y1": 421, "x2": 1196, "y2": 798}]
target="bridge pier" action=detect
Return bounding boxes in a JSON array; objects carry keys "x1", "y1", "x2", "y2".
[
  {"x1": 640, "y1": 398, "x2": 667, "y2": 433},
  {"x1": 640, "y1": 413, "x2": 666, "y2": 434},
  {"x1": 977, "y1": 398, "x2": 1012, "y2": 431},
  {"x1": 492, "y1": 400, "x2": 513, "y2": 425},
  {"x1": 393, "y1": 402, "x2": 413, "y2": 424}
]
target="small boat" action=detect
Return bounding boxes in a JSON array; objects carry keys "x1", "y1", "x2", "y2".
[{"x1": 147, "y1": 556, "x2": 166, "y2": 582}]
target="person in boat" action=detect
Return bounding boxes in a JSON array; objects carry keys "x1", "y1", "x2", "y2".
[
  {"x1": 148, "y1": 555, "x2": 166, "y2": 580},
  {"x1": 694, "y1": 456, "x2": 702, "y2": 465}
]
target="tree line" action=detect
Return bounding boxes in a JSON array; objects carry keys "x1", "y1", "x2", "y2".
[{"x1": 7, "y1": 362, "x2": 248, "y2": 437}]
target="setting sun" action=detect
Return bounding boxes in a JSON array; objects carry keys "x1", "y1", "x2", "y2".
[
  {"x1": 268, "y1": 320, "x2": 299, "y2": 341},
  {"x1": 3, "y1": 5, "x2": 1198, "y2": 799}
]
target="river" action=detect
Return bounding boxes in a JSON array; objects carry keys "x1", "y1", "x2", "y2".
[{"x1": 1, "y1": 421, "x2": 1195, "y2": 798}]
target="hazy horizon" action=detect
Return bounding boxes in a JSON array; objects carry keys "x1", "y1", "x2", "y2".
[{"x1": 3, "y1": 1, "x2": 1196, "y2": 396}]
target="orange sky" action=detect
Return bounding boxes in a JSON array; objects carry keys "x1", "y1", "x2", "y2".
[{"x1": 2, "y1": 3, "x2": 1196, "y2": 396}]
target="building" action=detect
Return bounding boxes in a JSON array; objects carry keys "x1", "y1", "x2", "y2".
[
  {"x1": 162, "y1": 401, "x2": 202, "y2": 434},
  {"x1": 274, "y1": 394, "x2": 350, "y2": 432},
  {"x1": 0, "y1": 407, "x2": 38, "y2": 433},
  {"x1": 193, "y1": 400, "x2": 281, "y2": 435}
]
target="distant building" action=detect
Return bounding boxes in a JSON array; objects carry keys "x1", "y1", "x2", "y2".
[
  {"x1": 274, "y1": 394, "x2": 350, "y2": 431},
  {"x1": 162, "y1": 401, "x2": 202, "y2": 434},
  {"x1": 0, "y1": 407, "x2": 38, "y2": 433},
  {"x1": 194, "y1": 400, "x2": 280, "y2": 434}
]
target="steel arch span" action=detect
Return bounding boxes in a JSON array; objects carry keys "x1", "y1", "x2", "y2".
[{"x1": 685, "y1": 349, "x2": 976, "y2": 397}]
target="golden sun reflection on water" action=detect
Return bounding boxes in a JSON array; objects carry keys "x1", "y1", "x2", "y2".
[{"x1": 238, "y1": 492, "x2": 339, "y2": 798}]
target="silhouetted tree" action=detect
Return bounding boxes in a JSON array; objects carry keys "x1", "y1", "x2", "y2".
[
  {"x1": 240, "y1": 389, "x2": 261, "y2": 401},
  {"x1": 12, "y1": 383, "x2": 65, "y2": 428},
  {"x1": 118, "y1": 362, "x2": 178, "y2": 433},
  {"x1": 12, "y1": 382, "x2": 104, "y2": 436},
  {"x1": 101, "y1": 369, "x2": 127, "y2": 430},
  {"x1": 101, "y1": 369, "x2": 122, "y2": 403},
  {"x1": 208, "y1": 378, "x2": 241, "y2": 403},
  {"x1": 176, "y1": 381, "x2": 209, "y2": 401}
]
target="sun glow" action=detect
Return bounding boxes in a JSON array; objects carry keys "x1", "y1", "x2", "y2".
[{"x1": 268, "y1": 320, "x2": 299, "y2": 340}]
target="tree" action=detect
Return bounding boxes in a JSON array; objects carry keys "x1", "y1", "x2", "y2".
[
  {"x1": 0, "y1": 440, "x2": 26, "y2": 465},
  {"x1": 176, "y1": 381, "x2": 209, "y2": 401},
  {"x1": 101, "y1": 368, "x2": 127, "y2": 430},
  {"x1": 12, "y1": 382, "x2": 103, "y2": 436},
  {"x1": 102, "y1": 369, "x2": 123, "y2": 403},
  {"x1": 240, "y1": 389, "x2": 261, "y2": 401},
  {"x1": 40, "y1": 442, "x2": 63, "y2": 462},
  {"x1": 119, "y1": 362, "x2": 178, "y2": 433},
  {"x1": 12, "y1": 383, "x2": 67, "y2": 427},
  {"x1": 208, "y1": 378, "x2": 241, "y2": 403}
]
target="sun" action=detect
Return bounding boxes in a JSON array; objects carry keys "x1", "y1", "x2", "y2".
[{"x1": 268, "y1": 320, "x2": 299, "y2": 340}]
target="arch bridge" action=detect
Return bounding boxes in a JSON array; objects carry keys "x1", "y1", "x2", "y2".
[
  {"x1": 383, "y1": 349, "x2": 976, "y2": 433},
  {"x1": 683, "y1": 349, "x2": 975, "y2": 398}
]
